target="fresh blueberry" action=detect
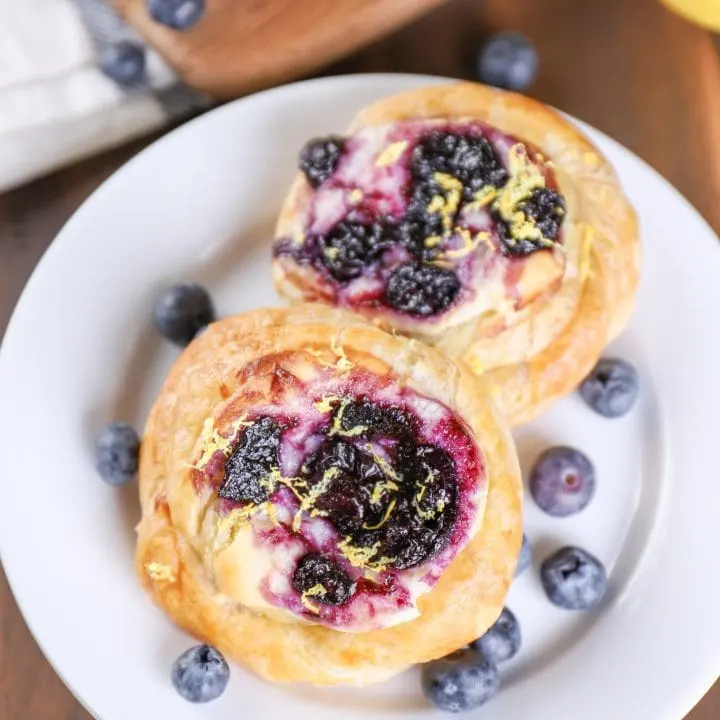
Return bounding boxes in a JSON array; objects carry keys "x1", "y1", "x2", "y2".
[
  {"x1": 99, "y1": 41, "x2": 146, "y2": 87},
  {"x1": 148, "y1": 0, "x2": 205, "y2": 30},
  {"x1": 153, "y1": 283, "x2": 215, "y2": 346},
  {"x1": 422, "y1": 648, "x2": 500, "y2": 713},
  {"x1": 579, "y1": 358, "x2": 640, "y2": 418},
  {"x1": 529, "y1": 446, "x2": 595, "y2": 517},
  {"x1": 171, "y1": 644, "x2": 229, "y2": 703},
  {"x1": 477, "y1": 32, "x2": 539, "y2": 91},
  {"x1": 541, "y1": 546, "x2": 608, "y2": 610},
  {"x1": 95, "y1": 422, "x2": 140, "y2": 486},
  {"x1": 470, "y1": 607, "x2": 521, "y2": 663},
  {"x1": 515, "y1": 532, "x2": 532, "y2": 576}
]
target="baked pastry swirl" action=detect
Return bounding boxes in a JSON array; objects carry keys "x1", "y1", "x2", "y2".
[
  {"x1": 272, "y1": 83, "x2": 640, "y2": 425},
  {"x1": 136, "y1": 305, "x2": 521, "y2": 685}
]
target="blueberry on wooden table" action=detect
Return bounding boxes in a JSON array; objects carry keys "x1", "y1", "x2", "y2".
[
  {"x1": 580, "y1": 358, "x2": 640, "y2": 418},
  {"x1": 99, "y1": 42, "x2": 146, "y2": 87},
  {"x1": 541, "y1": 546, "x2": 608, "y2": 610},
  {"x1": 171, "y1": 644, "x2": 229, "y2": 703},
  {"x1": 530, "y1": 446, "x2": 596, "y2": 517},
  {"x1": 153, "y1": 283, "x2": 215, "y2": 346},
  {"x1": 95, "y1": 422, "x2": 140, "y2": 486},
  {"x1": 422, "y1": 647, "x2": 500, "y2": 713},
  {"x1": 470, "y1": 607, "x2": 521, "y2": 664},
  {"x1": 147, "y1": 0, "x2": 205, "y2": 30},
  {"x1": 476, "y1": 32, "x2": 539, "y2": 91}
]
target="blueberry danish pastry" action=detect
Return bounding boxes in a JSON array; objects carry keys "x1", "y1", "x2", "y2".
[
  {"x1": 136, "y1": 305, "x2": 521, "y2": 685},
  {"x1": 272, "y1": 83, "x2": 640, "y2": 425}
]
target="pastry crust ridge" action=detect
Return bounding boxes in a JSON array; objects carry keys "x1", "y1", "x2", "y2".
[
  {"x1": 137, "y1": 305, "x2": 522, "y2": 685},
  {"x1": 272, "y1": 83, "x2": 640, "y2": 425}
]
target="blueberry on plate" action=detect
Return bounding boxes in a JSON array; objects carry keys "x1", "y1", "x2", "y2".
[
  {"x1": 171, "y1": 644, "x2": 229, "y2": 703},
  {"x1": 470, "y1": 607, "x2": 521, "y2": 663},
  {"x1": 541, "y1": 546, "x2": 607, "y2": 610},
  {"x1": 476, "y1": 32, "x2": 538, "y2": 91},
  {"x1": 99, "y1": 41, "x2": 146, "y2": 87},
  {"x1": 579, "y1": 358, "x2": 639, "y2": 418},
  {"x1": 95, "y1": 422, "x2": 140, "y2": 486},
  {"x1": 422, "y1": 648, "x2": 499, "y2": 713},
  {"x1": 147, "y1": 0, "x2": 205, "y2": 30},
  {"x1": 153, "y1": 283, "x2": 214, "y2": 346},
  {"x1": 515, "y1": 532, "x2": 532, "y2": 576},
  {"x1": 530, "y1": 446, "x2": 595, "y2": 517}
]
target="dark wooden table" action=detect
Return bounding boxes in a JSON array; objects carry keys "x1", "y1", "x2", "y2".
[{"x1": 1, "y1": 0, "x2": 718, "y2": 717}]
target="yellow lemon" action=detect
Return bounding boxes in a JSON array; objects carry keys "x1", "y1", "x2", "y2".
[{"x1": 660, "y1": 0, "x2": 720, "y2": 31}]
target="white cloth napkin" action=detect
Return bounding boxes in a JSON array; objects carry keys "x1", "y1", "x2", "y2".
[{"x1": 0, "y1": 0, "x2": 210, "y2": 193}]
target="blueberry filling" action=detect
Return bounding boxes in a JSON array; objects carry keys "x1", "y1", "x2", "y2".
[
  {"x1": 299, "y1": 136, "x2": 344, "y2": 187},
  {"x1": 217, "y1": 417, "x2": 282, "y2": 504},
  {"x1": 292, "y1": 553, "x2": 356, "y2": 605},
  {"x1": 398, "y1": 132, "x2": 509, "y2": 262},
  {"x1": 371, "y1": 443, "x2": 457, "y2": 569},
  {"x1": 214, "y1": 395, "x2": 462, "y2": 592},
  {"x1": 411, "y1": 131, "x2": 508, "y2": 200},
  {"x1": 278, "y1": 124, "x2": 568, "y2": 318},
  {"x1": 385, "y1": 262, "x2": 461, "y2": 316},
  {"x1": 522, "y1": 188, "x2": 566, "y2": 239},
  {"x1": 310, "y1": 437, "x2": 360, "y2": 476},
  {"x1": 393, "y1": 214, "x2": 444, "y2": 262},
  {"x1": 336, "y1": 399, "x2": 414, "y2": 439},
  {"x1": 304, "y1": 401, "x2": 458, "y2": 571},
  {"x1": 318, "y1": 221, "x2": 392, "y2": 281},
  {"x1": 392, "y1": 184, "x2": 447, "y2": 261},
  {"x1": 496, "y1": 187, "x2": 566, "y2": 256},
  {"x1": 306, "y1": 440, "x2": 370, "y2": 534}
]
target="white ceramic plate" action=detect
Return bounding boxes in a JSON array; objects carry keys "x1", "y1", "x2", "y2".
[{"x1": 0, "y1": 75, "x2": 718, "y2": 720}]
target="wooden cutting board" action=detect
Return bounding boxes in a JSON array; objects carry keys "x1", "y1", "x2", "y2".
[{"x1": 112, "y1": 0, "x2": 447, "y2": 99}]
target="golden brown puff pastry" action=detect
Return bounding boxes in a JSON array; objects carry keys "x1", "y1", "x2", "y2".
[
  {"x1": 137, "y1": 305, "x2": 522, "y2": 685},
  {"x1": 271, "y1": 83, "x2": 640, "y2": 426}
]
